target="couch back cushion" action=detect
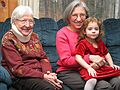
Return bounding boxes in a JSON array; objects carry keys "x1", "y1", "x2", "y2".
[
  {"x1": 38, "y1": 18, "x2": 58, "y2": 46},
  {"x1": 103, "y1": 18, "x2": 120, "y2": 66},
  {"x1": 0, "y1": 18, "x2": 11, "y2": 41},
  {"x1": 34, "y1": 17, "x2": 59, "y2": 72}
]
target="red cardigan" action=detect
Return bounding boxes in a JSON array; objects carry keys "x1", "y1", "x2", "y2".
[{"x1": 1, "y1": 30, "x2": 52, "y2": 79}]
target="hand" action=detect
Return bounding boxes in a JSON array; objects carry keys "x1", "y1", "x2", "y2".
[
  {"x1": 44, "y1": 71, "x2": 63, "y2": 90},
  {"x1": 90, "y1": 55, "x2": 104, "y2": 63},
  {"x1": 97, "y1": 60, "x2": 106, "y2": 67},
  {"x1": 110, "y1": 64, "x2": 120, "y2": 70},
  {"x1": 47, "y1": 71, "x2": 63, "y2": 84},
  {"x1": 87, "y1": 66, "x2": 96, "y2": 77},
  {"x1": 90, "y1": 63, "x2": 100, "y2": 70}
]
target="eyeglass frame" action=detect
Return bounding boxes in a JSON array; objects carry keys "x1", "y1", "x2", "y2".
[
  {"x1": 71, "y1": 13, "x2": 87, "y2": 20},
  {"x1": 16, "y1": 19, "x2": 35, "y2": 25}
]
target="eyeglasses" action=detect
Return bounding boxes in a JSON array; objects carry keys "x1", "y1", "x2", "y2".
[
  {"x1": 71, "y1": 13, "x2": 87, "y2": 19},
  {"x1": 16, "y1": 19, "x2": 35, "y2": 25}
]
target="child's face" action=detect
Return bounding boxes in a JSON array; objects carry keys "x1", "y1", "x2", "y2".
[{"x1": 84, "y1": 21, "x2": 99, "y2": 40}]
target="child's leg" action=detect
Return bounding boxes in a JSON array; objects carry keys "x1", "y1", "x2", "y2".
[{"x1": 84, "y1": 78, "x2": 97, "y2": 90}]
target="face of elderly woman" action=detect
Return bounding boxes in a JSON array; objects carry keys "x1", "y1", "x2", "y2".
[
  {"x1": 69, "y1": 6, "x2": 86, "y2": 31},
  {"x1": 14, "y1": 15, "x2": 34, "y2": 36}
]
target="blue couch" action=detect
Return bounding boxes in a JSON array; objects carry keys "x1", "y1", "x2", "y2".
[{"x1": 0, "y1": 18, "x2": 120, "y2": 90}]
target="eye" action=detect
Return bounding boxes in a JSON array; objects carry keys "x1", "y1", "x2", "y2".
[
  {"x1": 94, "y1": 27, "x2": 99, "y2": 31},
  {"x1": 87, "y1": 27, "x2": 92, "y2": 31},
  {"x1": 71, "y1": 14, "x2": 77, "y2": 18}
]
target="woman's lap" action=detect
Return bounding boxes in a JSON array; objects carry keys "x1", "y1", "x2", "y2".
[
  {"x1": 12, "y1": 78, "x2": 55, "y2": 90},
  {"x1": 57, "y1": 70, "x2": 85, "y2": 90},
  {"x1": 58, "y1": 70, "x2": 120, "y2": 90}
]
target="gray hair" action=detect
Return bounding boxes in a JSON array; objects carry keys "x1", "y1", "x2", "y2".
[
  {"x1": 11, "y1": 5, "x2": 33, "y2": 24},
  {"x1": 63, "y1": 0, "x2": 89, "y2": 24}
]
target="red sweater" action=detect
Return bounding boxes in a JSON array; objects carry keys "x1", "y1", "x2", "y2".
[
  {"x1": 56, "y1": 27, "x2": 89, "y2": 73},
  {"x1": 1, "y1": 30, "x2": 52, "y2": 79}
]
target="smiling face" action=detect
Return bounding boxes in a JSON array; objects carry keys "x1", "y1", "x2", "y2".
[
  {"x1": 84, "y1": 21, "x2": 100, "y2": 40},
  {"x1": 14, "y1": 15, "x2": 34, "y2": 36},
  {"x1": 69, "y1": 6, "x2": 87, "y2": 32}
]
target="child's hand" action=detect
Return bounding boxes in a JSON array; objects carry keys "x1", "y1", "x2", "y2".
[
  {"x1": 110, "y1": 64, "x2": 120, "y2": 70},
  {"x1": 87, "y1": 67, "x2": 96, "y2": 77}
]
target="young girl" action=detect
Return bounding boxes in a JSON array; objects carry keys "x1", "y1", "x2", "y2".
[{"x1": 75, "y1": 17, "x2": 120, "y2": 90}]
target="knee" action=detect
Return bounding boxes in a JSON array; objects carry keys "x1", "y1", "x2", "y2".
[
  {"x1": 95, "y1": 80, "x2": 113, "y2": 90},
  {"x1": 109, "y1": 77, "x2": 120, "y2": 89},
  {"x1": 42, "y1": 84, "x2": 55, "y2": 90}
]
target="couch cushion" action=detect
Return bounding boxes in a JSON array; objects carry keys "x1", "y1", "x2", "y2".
[
  {"x1": 103, "y1": 18, "x2": 120, "y2": 46},
  {"x1": 39, "y1": 18, "x2": 58, "y2": 46},
  {"x1": 57, "y1": 19, "x2": 67, "y2": 30},
  {"x1": 103, "y1": 18, "x2": 120, "y2": 66},
  {"x1": 0, "y1": 18, "x2": 11, "y2": 41},
  {"x1": 43, "y1": 46, "x2": 59, "y2": 72}
]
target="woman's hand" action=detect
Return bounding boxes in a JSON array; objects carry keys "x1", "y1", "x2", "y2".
[
  {"x1": 90, "y1": 55, "x2": 104, "y2": 63},
  {"x1": 90, "y1": 55, "x2": 106, "y2": 68},
  {"x1": 44, "y1": 71, "x2": 63, "y2": 90}
]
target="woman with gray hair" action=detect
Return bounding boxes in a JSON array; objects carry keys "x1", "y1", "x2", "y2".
[
  {"x1": 1, "y1": 5, "x2": 63, "y2": 90},
  {"x1": 56, "y1": 0, "x2": 120, "y2": 90}
]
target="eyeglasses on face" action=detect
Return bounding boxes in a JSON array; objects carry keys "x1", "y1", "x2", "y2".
[
  {"x1": 71, "y1": 13, "x2": 87, "y2": 19},
  {"x1": 16, "y1": 19, "x2": 35, "y2": 24}
]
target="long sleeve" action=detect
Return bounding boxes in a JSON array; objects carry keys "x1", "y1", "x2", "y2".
[
  {"x1": 1, "y1": 31, "x2": 52, "y2": 79},
  {"x1": 2, "y1": 44, "x2": 44, "y2": 78},
  {"x1": 56, "y1": 27, "x2": 81, "y2": 67}
]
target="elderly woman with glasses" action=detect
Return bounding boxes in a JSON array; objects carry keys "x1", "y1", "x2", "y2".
[{"x1": 1, "y1": 5, "x2": 63, "y2": 90}]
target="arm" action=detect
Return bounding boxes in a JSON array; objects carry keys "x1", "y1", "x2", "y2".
[
  {"x1": 105, "y1": 53, "x2": 113, "y2": 66},
  {"x1": 56, "y1": 30, "x2": 80, "y2": 67},
  {"x1": 2, "y1": 43, "x2": 45, "y2": 78},
  {"x1": 105, "y1": 53, "x2": 120, "y2": 70},
  {"x1": 75, "y1": 55, "x2": 96, "y2": 76}
]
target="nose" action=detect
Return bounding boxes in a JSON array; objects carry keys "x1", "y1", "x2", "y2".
[
  {"x1": 92, "y1": 29, "x2": 96, "y2": 33},
  {"x1": 24, "y1": 21, "x2": 31, "y2": 27},
  {"x1": 76, "y1": 15, "x2": 82, "y2": 21}
]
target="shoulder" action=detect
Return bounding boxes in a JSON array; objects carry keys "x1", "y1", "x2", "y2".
[
  {"x1": 31, "y1": 32, "x2": 39, "y2": 38},
  {"x1": 2, "y1": 30, "x2": 15, "y2": 45}
]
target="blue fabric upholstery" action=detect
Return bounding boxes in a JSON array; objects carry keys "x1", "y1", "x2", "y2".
[
  {"x1": 103, "y1": 18, "x2": 120, "y2": 66},
  {"x1": 39, "y1": 18, "x2": 58, "y2": 46},
  {"x1": 57, "y1": 19, "x2": 67, "y2": 30}
]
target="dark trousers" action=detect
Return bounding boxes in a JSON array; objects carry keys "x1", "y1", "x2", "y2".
[
  {"x1": 12, "y1": 78, "x2": 55, "y2": 90},
  {"x1": 58, "y1": 70, "x2": 120, "y2": 90}
]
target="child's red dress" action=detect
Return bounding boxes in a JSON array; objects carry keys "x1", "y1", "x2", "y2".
[{"x1": 75, "y1": 39, "x2": 120, "y2": 81}]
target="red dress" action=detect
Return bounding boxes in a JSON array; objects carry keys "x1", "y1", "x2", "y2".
[{"x1": 75, "y1": 39, "x2": 120, "y2": 81}]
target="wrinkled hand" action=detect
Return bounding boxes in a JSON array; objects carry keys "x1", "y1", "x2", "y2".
[
  {"x1": 87, "y1": 66, "x2": 96, "y2": 77},
  {"x1": 44, "y1": 71, "x2": 63, "y2": 90}
]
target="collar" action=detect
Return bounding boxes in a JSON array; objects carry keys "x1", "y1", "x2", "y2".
[{"x1": 11, "y1": 24, "x2": 32, "y2": 43}]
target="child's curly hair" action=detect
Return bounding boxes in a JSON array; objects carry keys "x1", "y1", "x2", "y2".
[{"x1": 78, "y1": 17, "x2": 104, "y2": 42}]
